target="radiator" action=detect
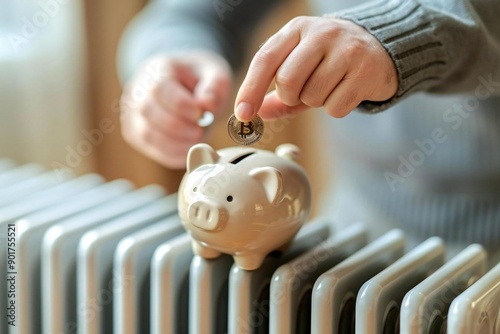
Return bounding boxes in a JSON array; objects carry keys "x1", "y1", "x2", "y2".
[{"x1": 0, "y1": 159, "x2": 499, "y2": 334}]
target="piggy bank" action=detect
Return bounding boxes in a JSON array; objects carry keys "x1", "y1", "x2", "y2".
[{"x1": 178, "y1": 143, "x2": 311, "y2": 270}]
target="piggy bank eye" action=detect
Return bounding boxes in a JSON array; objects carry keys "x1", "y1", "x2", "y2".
[
  {"x1": 226, "y1": 195, "x2": 233, "y2": 202},
  {"x1": 193, "y1": 187, "x2": 197, "y2": 192}
]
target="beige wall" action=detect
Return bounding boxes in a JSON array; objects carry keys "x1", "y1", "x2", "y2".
[
  {"x1": 84, "y1": 0, "x2": 328, "y2": 215},
  {"x1": 0, "y1": 0, "x2": 91, "y2": 175}
]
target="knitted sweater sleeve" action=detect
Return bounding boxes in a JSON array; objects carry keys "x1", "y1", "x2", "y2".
[
  {"x1": 332, "y1": 0, "x2": 500, "y2": 113},
  {"x1": 117, "y1": 0, "x2": 282, "y2": 84}
]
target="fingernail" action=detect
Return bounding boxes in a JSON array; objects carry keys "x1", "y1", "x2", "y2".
[{"x1": 235, "y1": 102, "x2": 254, "y2": 122}]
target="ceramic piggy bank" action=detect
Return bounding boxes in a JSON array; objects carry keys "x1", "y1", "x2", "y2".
[{"x1": 178, "y1": 143, "x2": 311, "y2": 270}]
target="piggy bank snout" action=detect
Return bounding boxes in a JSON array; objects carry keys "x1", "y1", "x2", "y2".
[{"x1": 188, "y1": 200, "x2": 227, "y2": 231}]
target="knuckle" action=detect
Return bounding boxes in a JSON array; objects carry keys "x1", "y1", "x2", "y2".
[
  {"x1": 254, "y1": 47, "x2": 278, "y2": 67},
  {"x1": 275, "y1": 71, "x2": 298, "y2": 92},
  {"x1": 301, "y1": 77, "x2": 331, "y2": 107},
  {"x1": 334, "y1": 90, "x2": 360, "y2": 117},
  {"x1": 275, "y1": 74, "x2": 301, "y2": 106},
  {"x1": 300, "y1": 91, "x2": 323, "y2": 108},
  {"x1": 342, "y1": 89, "x2": 360, "y2": 109},
  {"x1": 325, "y1": 105, "x2": 348, "y2": 118},
  {"x1": 317, "y1": 24, "x2": 341, "y2": 40},
  {"x1": 288, "y1": 16, "x2": 310, "y2": 28},
  {"x1": 343, "y1": 41, "x2": 365, "y2": 58}
]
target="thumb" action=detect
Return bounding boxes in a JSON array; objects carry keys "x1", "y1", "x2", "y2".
[
  {"x1": 258, "y1": 90, "x2": 310, "y2": 120},
  {"x1": 194, "y1": 66, "x2": 232, "y2": 116}
]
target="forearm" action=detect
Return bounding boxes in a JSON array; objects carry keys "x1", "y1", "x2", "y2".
[
  {"x1": 333, "y1": 0, "x2": 500, "y2": 112},
  {"x1": 117, "y1": 0, "x2": 282, "y2": 83}
]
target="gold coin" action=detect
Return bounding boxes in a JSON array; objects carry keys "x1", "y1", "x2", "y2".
[{"x1": 227, "y1": 114, "x2": 264, "y2": 145}]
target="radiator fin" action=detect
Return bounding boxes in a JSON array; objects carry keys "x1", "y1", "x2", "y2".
[{"x1": 0, "y1": 164, "x2": 498, "y2": 334}]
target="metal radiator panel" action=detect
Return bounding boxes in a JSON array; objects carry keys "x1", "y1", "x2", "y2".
[
  {"x1": 14, "y1": 179, "x2": 133, "y2": 334},
  {"x1": 1, "y1": 174, "x2": 104, "y2": 225},
  {"x1": 113, "y1": 216, "x2": 184, "y2": 334},
  {"x1": 401, "y1": 244, "x2": 488, "y2": 333},
  {"x1": 1, "y1": 163, "x2": 46, "y2": 333},
  {"x1": 356, "y1": 237, "x2": 445, "y2": 334},
  {"x1": 189, "y1": 254, "x2": 234, "y2": 334},
  {"x1": 41, "y1": 186, "x2": 165, "y2": 334},
  {"x1": 8, "y1": 175, "x2": 115, "y2": 334},
  {"x1": 0, "y1": 163, "x2": 498, "y2": 334},
  {"x1": 269, "y1": 224, "x2": 368, "y2": 333},
  {"x1": 228, "y1": 218, "x2": 332, "y2": 334},
  {"x1": 77, "y1": 195, "x2": 178, "y2": 334},
  {"x1": 150, "y1": 233, "x2": 193, "y2": 334},
  {"x1": 311, "y1": 229, "x2": 406, "y2": 334},
  {"x1": 448, "y1": 262, "x2": 500, "y2": 334},
  {"x1": 0, "y1": 163, "x2": 44, "y2": 188},
  {"x1": 0, "y1": 170, "x2": 72, "y2": 207}
]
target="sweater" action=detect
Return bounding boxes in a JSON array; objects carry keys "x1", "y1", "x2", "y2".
[{"x1": 118, "y1": 0, "x2": 500, "y2": 256}]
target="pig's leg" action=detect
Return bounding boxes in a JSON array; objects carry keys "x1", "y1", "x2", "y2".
[
  {"x1": 191, "y1": 240, "x2": 221, "y2": 259},
  {"x1": 234, "y1": 254, "x2": 266, "y2": 271}
]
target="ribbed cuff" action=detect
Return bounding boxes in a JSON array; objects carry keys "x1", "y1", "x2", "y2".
[{"x1": 330, "y1": 0, "x2": 449, "y2": 113}]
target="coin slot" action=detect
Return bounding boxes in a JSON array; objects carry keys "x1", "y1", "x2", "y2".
[{"x1": 230, "y1": 152, "x2": 256, "y2": 164}]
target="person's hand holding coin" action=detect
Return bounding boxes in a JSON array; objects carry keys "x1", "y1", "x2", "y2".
[
  {"x1": 120, "y1": 51, "x2": 232, "y2": 169},
  {"x1": 234, "y1": 16, "x2": 398, "y2": 122}
]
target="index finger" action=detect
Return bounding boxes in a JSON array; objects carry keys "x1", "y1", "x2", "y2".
[{"x1": 234, "y1": 30, "x2": 300, "y2": 122}]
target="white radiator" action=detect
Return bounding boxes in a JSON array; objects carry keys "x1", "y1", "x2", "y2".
[{"x1": 0, "y1": 159, "x2": 499, "y2": 334}]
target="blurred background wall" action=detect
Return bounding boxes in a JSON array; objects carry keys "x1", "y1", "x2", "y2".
[
  {"x1": 0, "y1": 0, "x2": 327, "y2": 214},
  {"x1": 0, "y1": 0, "x2": 90, "y2": 174}
]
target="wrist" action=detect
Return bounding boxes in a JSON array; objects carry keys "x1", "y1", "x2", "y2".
[{"x1": 329, "y1": 0, "x2": 448, "y2": 112}]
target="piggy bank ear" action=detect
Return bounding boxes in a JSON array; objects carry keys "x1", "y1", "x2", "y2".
[
  {"x1": 249, "y1": 167, "x2": 283, "y2": 205},
  {"x1": 187, "y1": 144, "x2": 219, "y2": 173},
  {"x1": 275, "y1": 144, "x2": 300, "y2": 161}
]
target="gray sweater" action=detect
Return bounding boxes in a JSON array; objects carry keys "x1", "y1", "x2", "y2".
[{"x1": 118, "y1": 0, "x2": 500, "y2": 253}]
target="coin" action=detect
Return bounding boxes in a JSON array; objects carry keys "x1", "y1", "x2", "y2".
[
  {"x1": 197, "y1": 111, "x2": 214, "y2": 128},
  {"x1": 227, "y1": 114, "x2": 264, "y2": 145}
]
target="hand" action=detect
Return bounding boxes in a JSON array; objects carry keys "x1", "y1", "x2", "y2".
[
  {"x1": 120, "y1": 51, "x2": 232, "y2": 169},
  {"x1": 234, "y1": 16, "x2": 398, "y2": 122}
]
